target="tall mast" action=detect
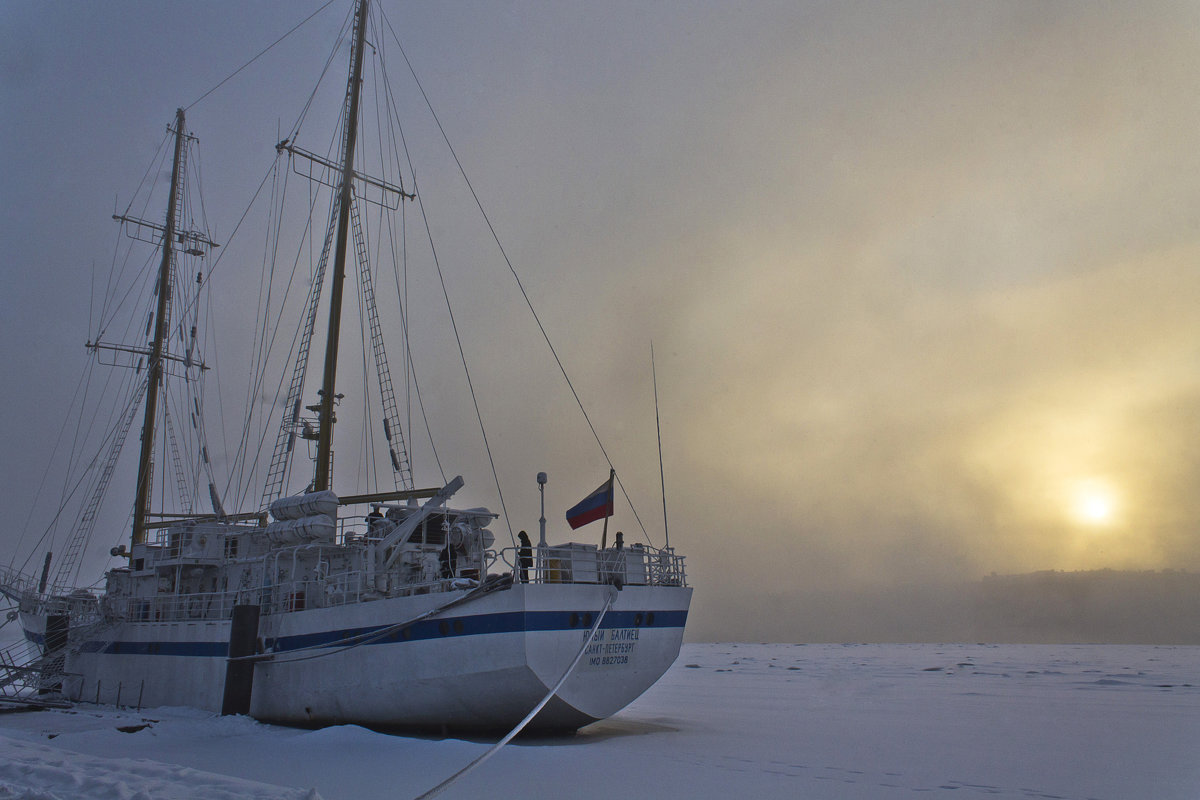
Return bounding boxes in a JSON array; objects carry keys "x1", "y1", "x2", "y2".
[
  {"x1": 312, "y1": 0, "x2": 369, "y2": 492},
  {"x1": 131, "y1": 107, "x2": 186, "y2": 546}
]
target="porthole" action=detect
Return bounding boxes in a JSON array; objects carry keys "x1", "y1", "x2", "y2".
[
  {"x1": 582, "y1": 612, "x2": 593, "y2": 628},
  {"x1": 438, "y1": 621, "x2": 449, "y2": 636},
  {"x1": 634, "y1": 612, "x2": 644, "y2": 627},
  {"x1": 401, "y1": 627, "x2": 412, "y2": 640},
  {"x1": 453, "y1": 619, "x2": 464, "y2": 634},
  {"x1": 647, "y1": 612, "x2": 656, "y2": 626},
  {"x1": 569, "y1": 612, "x2": 579, "y2": 628}
]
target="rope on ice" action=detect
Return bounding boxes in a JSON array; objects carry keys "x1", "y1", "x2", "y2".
[{"x1": 412, "y1": 586, "x2": 617, "y2": 800}]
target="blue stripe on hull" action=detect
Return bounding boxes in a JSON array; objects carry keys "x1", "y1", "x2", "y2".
[
  {"x1": 79, "y1": 608, "x2": 689, "y2": 658},
  {"x1": 81, "y1": 640, "x2": 229, "y2": 658}
]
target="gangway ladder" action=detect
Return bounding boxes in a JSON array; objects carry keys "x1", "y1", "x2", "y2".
[
  {"x1": 0, "y1": 639, "x2": 35, "y2": 697},
  {"x1": 0, "y1": 632, "x2": 66, "y2": 704},
  {"x1": 0, "y1": 617, "x2": 121, "y2": 706},
  {"x1": 349, "y1": 195, "x2": 414, "y2": 491}
]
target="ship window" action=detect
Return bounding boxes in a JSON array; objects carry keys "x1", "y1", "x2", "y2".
[
  {"x1": 582, "y1": 613, "x2": 593, "y2": 628},
  {"x1": 453, "y1": 619, "x2": 464, "y2": 634},
  {"x1": 569, "y1": 612, "x2": 579, "y2": 628},
  {"x1": 401, "y1": 627, "x2": 412, "y2": 640},
  {"x1": 647, "y1": 612, "x2": 656, "y2": 626},
  {"x1": 634, "y1": 613, "x2": 644, "y2": 627},
  {"x1": 438, "y1": 621, "x2": 449, "y2": 636},
  {"x1": 134, "y1": 558, "x2": 145, "y2": 572}
]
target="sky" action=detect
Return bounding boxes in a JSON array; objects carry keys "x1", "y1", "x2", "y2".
[{"x1": 3, "y1": 1, "x2": 1200, "y2": 642}]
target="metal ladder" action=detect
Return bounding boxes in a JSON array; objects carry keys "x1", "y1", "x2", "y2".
[
  {"x1": 350, "y1": 196, "x2": 414, "y2": 491},
  {"x1": 164, "y1": 403, "x2": 194, "y2": 515},
  {"x1": 261, "y1": 195, "x2": 341, "y2": 507}
]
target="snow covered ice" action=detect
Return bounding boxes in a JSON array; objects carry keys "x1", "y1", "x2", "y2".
[{"x1": 1, "y1": 642, "x2": 1196, "y2": 799}]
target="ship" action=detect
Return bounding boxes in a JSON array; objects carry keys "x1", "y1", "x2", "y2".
[{"x1": 0, "y1": 0, "x2": 690, "y2": 733}]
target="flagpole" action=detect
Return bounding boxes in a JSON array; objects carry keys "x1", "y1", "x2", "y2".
[{"x1": 600, "y1": 467, "x2": 614, "y2": 549}]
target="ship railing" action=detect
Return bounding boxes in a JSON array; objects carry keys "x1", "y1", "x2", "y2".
[
  {"x1": 101, "y1": 569, "x2": 490, "y2": 622},
  {"x1": 95, "y1": 540, "x2": 688, "y2": 624},
  {"x1": 261, "y1": 571, "x2": 363, "y2": 613},
  {"x1": 0, "y1": 564, "x2": 41, "y2": 605},
  {"x1": 500, "y1": 543, "x2": 687, "y2": 587},
  {"x1": 13, "y1": 589, "x2": 103, "y2": 624},
  {"x1": 260, "y1": 571, "x2": 485, "y2": 614},
  {"x1": 335, "y1": 518, "x2": 369, "y2": 545},
  {"x1": 106, "y1": 590, "x2": 239, "y2": 623}
]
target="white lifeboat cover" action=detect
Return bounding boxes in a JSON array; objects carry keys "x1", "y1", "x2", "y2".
[
  {"x1": 264, "y1": 515, "x2": 337, "y2": 545},
  {"x1": 269, "y1": 490, "x2": 339, "y2": 521}
]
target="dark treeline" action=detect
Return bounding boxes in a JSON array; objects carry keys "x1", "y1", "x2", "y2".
[
  {"x1": 743, "y1": 570, "x2": 1200, "y2": 644},
  {"x1": 973, "y1": 569, "x2": 1200, "y2": 644}
]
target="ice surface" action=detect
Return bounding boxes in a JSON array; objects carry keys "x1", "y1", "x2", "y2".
[{"x1": 1, "y1": 643, "x2": 1196, "y2": 799}]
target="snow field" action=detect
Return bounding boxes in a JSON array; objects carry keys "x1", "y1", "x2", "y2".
[{"x1": 0, "y1": 643, "x2": 1195, "y2": 799}]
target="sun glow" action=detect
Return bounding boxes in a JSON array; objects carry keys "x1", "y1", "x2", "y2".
[{"x1": 1069, "y1": 479, "x2": 1118, "y2": 527}]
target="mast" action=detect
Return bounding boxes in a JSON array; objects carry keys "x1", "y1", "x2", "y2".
[
  {"x1": 131, "y1": 107, "x2": 186, "y2": 546},
  {"x1": 312, "y1": 0, "x2": 369, "y2": 493}
]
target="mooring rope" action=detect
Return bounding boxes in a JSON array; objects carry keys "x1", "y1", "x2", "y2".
[
  {"x1": 227, "y1": 575, "x2": 512, "y2": 666},
  {"x1": 412, "y1": 587, "x2": 617, "y2": 800}
]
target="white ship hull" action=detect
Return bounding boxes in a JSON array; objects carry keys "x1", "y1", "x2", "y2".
[{"x1": 62, "y1": 582, "x2": 690, "y2": 732}]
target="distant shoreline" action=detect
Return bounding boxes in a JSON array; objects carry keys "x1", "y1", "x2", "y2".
[{"x1": 688, "y1": 569, "x2": 1200, "y2": 645}]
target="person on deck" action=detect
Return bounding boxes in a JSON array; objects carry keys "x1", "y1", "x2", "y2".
[
  {"x1": 366, "y1": 507, "x2": 385, "y2": 535},
  {"x1": 517, "y1": 530, "x2": 533, "y2": 583}
]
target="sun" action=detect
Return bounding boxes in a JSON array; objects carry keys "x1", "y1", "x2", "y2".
[{"x1": 1069, "y1": 479, "x2": 1117, "y2": 527}]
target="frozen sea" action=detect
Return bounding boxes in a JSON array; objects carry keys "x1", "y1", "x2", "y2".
[{"x1": 0, "y1": 642, "x2": 1196, "y2": 799}]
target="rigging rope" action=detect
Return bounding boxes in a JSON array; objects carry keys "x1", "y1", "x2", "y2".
[
  {"x1": 409, "y1": 164, "x2": 514, "y2": 547},
  {"x1": 9, "y1": 364, "x2": 92, "y2": 571},
  {"x1": 20, "y1": 375, "x2": 144, "y2": 579},
  {"x1": 363, "y1": 9, "x2": 512, "y2": 545},
  {"x1": 381, "y1": 9, "x2": 655, "y2": 545},
  {"x1": 212, "y1": 156, "x2": 318, "y2": 508},
  {"x1": 412, "y1": 587, "x2": 617, "y2": 800},
  {"x1": 284, "y1": 4, "x2": 355, "y2": 146},
  {"x1": 385, "y1": 96, "x2": 445, "y2": 484},
  {"x1": 184, "y1": 0, "x2": 341, "y2": 113},
  {"x1": 98, "y1": 130, "x2": 171, "y2": 337},
  {"x1": 229, "y1": 575, "x2": 513, "y2": 666}
]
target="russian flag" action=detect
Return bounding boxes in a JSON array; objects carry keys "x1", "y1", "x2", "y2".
[{"x1": 566, "y1": 475, "x2": 614, "y2": 530}]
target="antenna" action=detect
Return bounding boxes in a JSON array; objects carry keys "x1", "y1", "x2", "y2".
[
  {"x1": 537, "y1": 471, "x2": 548, "y2": 548},
  {"x1": 652, "y1": 343, "x2": 669, "y2": 550}
]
